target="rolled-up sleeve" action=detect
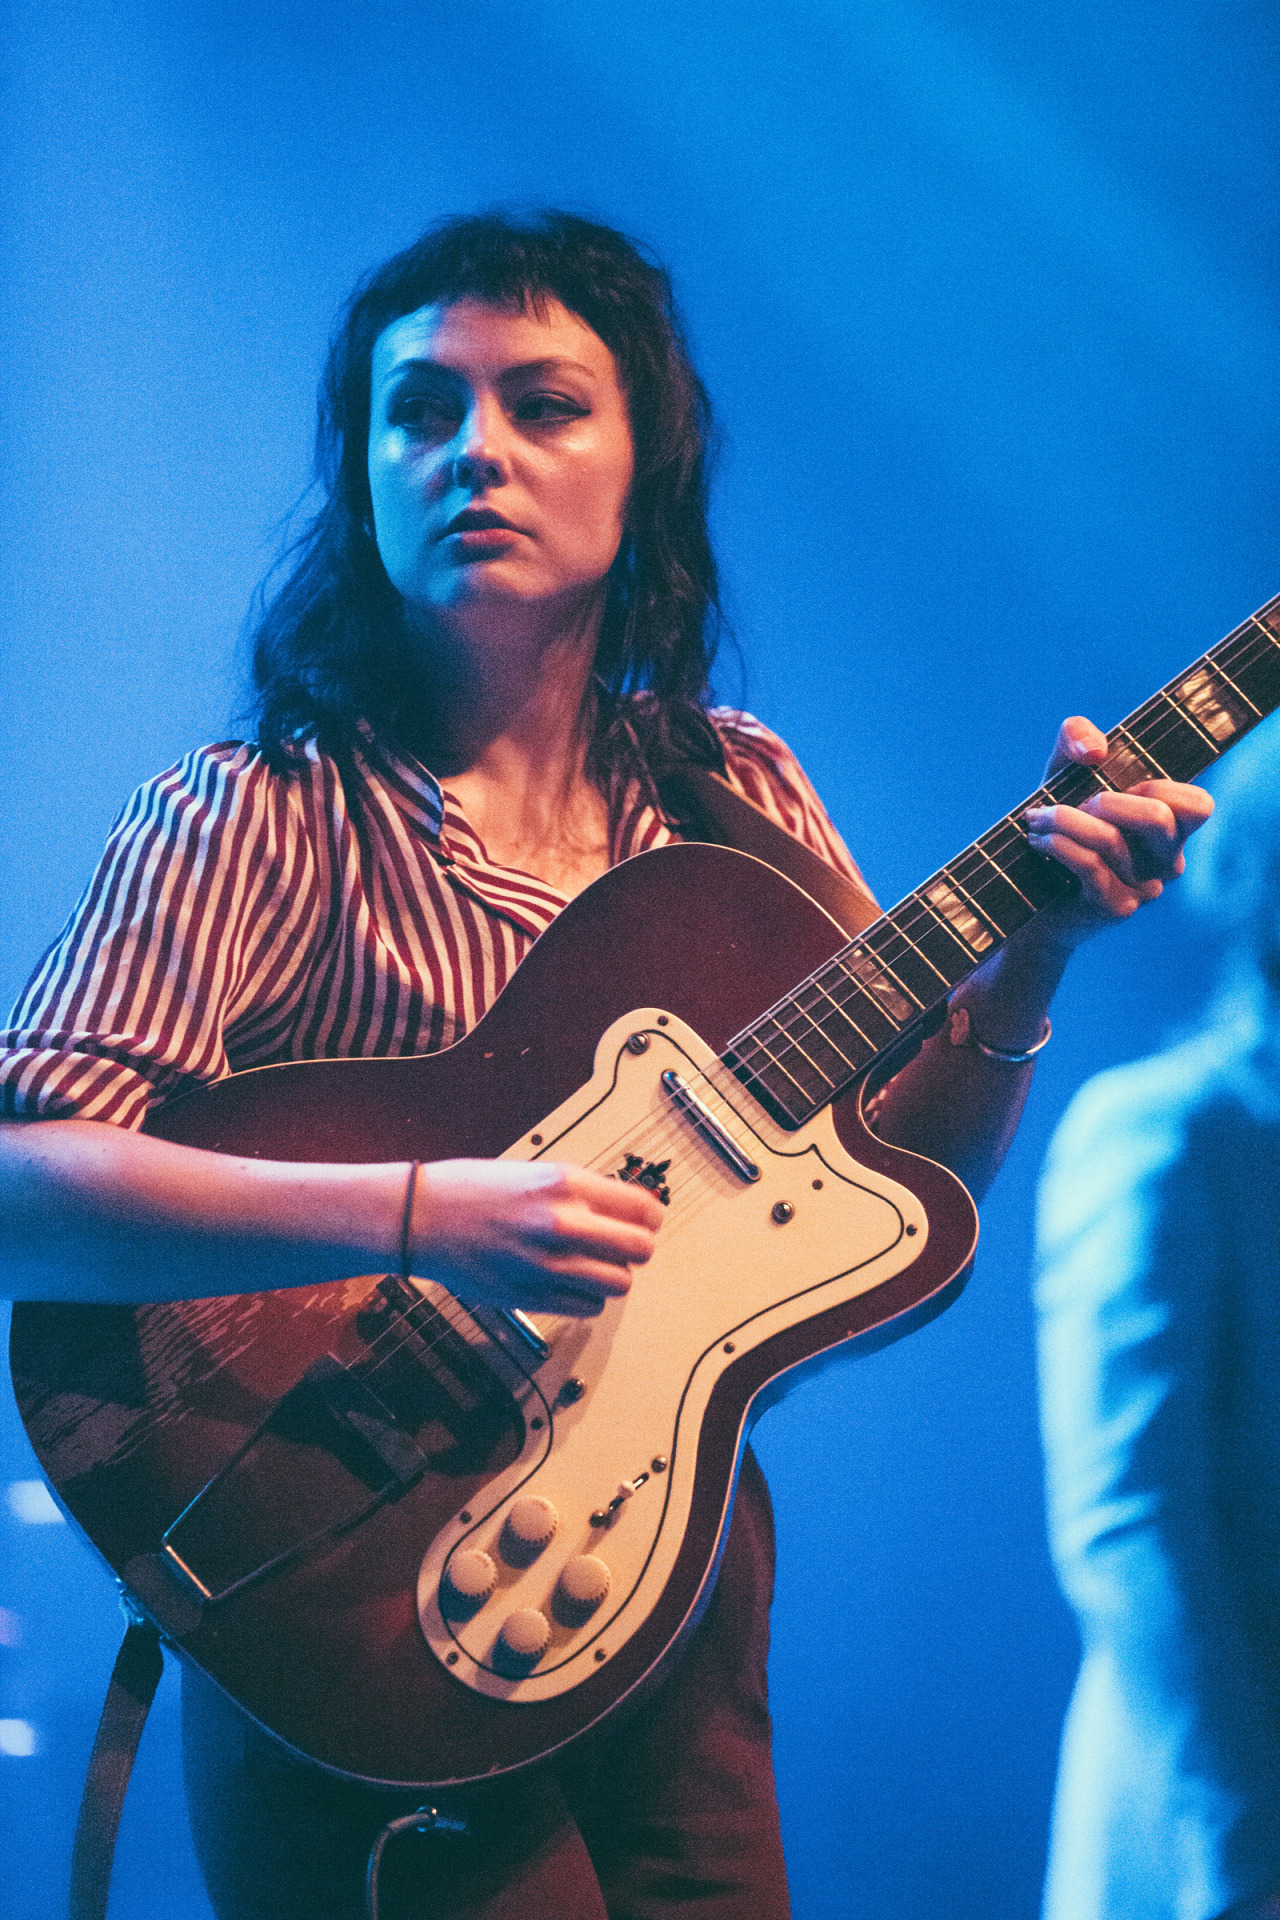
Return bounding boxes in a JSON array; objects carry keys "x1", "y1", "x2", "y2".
[{"x1": 0, "y1": 743, "x2": 319, "y2": 1128}]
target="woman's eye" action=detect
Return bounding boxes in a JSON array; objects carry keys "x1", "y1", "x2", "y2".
[
  {"x1": 515, "y1": 392, "x2": 589, "y2": 424},
  {"x1": 387, "y1": 393, "x2": 461, "y2": 436}
]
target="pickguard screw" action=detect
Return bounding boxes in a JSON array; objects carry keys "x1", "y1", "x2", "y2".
[
  {"x1": 723, "y1": 1341, "x2": 735, "y2": 1353},
  {"x1": 657, "y1": 1015, "x2": 669, "y2": 1026},
  {"x1": 595, "y1": 1648, "x2": 607, "y2": 1661},
  {"x1": 651, "y1": 1456, "x2": 667, "y2": 1473},
  {"x1": 531, "y1": 1134, "x2": 543, "y2": 1146},
  {"x1": 530, "y1": 1416, "x2": 544, "y2": 1430},
  {"x1": 772, "y1": 1201, "x2": 795, "y2": 1224},
  {"x1": 447, "y1": 1652, "x2": 459, "y2": 1665},
  {"x1": 558, "y1": 1377, "x2": 586, "y2": 1406},
  {"x1": 626, "y1": 1032, "x2": 650, "y2": 1055},
  {"x1": 812, "y1": 1178, "x2": 823, "y2": 1190},
  {"x1": 906, "y1": 1224, "x2": 918, "y2": 1236},
  {"x1": 459, "y1": 1511, "x2": 472, "y2": 1524}
]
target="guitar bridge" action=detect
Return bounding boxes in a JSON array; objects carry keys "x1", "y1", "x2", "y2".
[{"x1": 160, "y1": 1353, "x2": 429, "y2": 1605}]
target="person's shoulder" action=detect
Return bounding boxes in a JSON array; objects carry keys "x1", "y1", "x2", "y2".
[
  {"x1": 111, "y1": 737, "x2": 336, "y2": 845},
  {"x1": 1040, "y1": 1030, "x2": 1258, "y2": 1243},
  {"x1": 1051, "y1": 1035, "x2": 1223, "y2": 1167},
  {"x1": 707, "y1": 707, "x2": 796, "y2": 766},
  {"x1": 157, "y1": 734, "x2": 338, "y2": 796}
]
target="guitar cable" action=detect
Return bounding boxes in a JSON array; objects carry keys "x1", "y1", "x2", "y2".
[{"x1": 365, "y1": 1805, "x2": 470, "y2": 1920}]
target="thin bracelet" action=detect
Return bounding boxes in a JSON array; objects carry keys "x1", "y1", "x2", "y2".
[
  {"x1": 949, "y1": 1005, "x2": 1051, "y2": 1065},
  {"x1": 399, "y1": 1160, "x2": 421, "y2": 1280}
]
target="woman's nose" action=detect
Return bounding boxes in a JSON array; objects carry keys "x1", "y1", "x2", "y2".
[{"x1": 451, "y1": 401, "x2": 506, "y2": 490}]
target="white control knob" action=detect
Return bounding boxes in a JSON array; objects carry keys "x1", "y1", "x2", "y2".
[
  {"x1": 443, "y1": 1549, "x2": 497, "y2": 1604},
  {"x1": 504, "y1": 1495, "x2": 559, "y2": 1553},
  {"x1": 556, "y1": 1555, "x2": 612, "y2": 1613},
  {"x1": 498, "y1": 1607, "x2": 551, "y2": 1662}
]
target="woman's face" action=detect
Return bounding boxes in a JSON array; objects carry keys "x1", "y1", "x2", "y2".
[{"x1": 367, "y1": 296, "x2": 634, "y2": 628}]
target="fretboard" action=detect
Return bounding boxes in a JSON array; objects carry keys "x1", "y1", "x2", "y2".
[{"x1": 724, "y1": 591, "x2": 1280, "y2": 1129}]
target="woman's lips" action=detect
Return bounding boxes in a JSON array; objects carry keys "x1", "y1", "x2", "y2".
[{"x1": 439, "y1": 509, "x2": 523, "y2": 541}]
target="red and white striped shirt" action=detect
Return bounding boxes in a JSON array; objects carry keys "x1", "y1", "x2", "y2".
[{"x1": 0, "y1": 712, "x2": 865, "y2": 1128}]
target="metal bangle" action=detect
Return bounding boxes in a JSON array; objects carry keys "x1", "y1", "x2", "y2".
[{"x1": 949, "y1": 1006, "x2": 1051, "y2": 1065}]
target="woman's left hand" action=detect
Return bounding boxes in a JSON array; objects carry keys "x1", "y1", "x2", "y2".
[{"x1": 1022, "y1": 716, "x2": 1215, "y2": 947}]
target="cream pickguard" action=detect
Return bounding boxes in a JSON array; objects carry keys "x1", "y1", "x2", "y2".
[{"x1": 416, "y1": 1008, "x2": 930, "y2": 1703}]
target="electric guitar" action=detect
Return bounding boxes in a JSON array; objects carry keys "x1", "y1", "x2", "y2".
[{"x1": 11, "y1": 594, "x2": 1280, "y2": 1790}]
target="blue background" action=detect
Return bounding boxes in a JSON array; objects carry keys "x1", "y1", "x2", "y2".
[{"x1": 0, "y1": 3, "x2": 1275, "y2": 1914}]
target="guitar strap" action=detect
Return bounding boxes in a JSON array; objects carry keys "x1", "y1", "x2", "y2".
[
  {"x1": 655, "y1": 764, "x2": 882, "y2": 939},
  {"x1": 68, "y1": 1611, "x2": 164, "y2": 1920},
  {"x1": 67, "y1": 764, "x2": 881, "y2": 1920}
]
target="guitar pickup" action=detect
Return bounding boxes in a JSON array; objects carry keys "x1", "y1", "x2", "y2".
[{"x1": 661, "y1": 1070, "x2": 761, "y2": 1182}]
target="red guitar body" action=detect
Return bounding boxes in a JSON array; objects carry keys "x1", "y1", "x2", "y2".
[{"x1": 9, "y1": 843, "x2": 977, "y2": 1788}]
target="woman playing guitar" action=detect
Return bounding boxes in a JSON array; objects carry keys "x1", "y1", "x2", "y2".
[{"x1": 0, "y1": 212, "x2": 1211, "y2": 1918}]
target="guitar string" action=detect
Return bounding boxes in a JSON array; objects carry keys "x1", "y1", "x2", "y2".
[
  {"x1": 365, "y1": 617, "x2": 1280, "y2": 1372},
  {"x1": 352, "y1": 624, "x2": 1280, "y2": 1387},
  {"x1": 502, "y1": 621, "x2": 1280, "y2": 1208}
]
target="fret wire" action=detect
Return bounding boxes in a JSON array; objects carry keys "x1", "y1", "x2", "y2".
[
  {"x1": 964, "y1": 840, "x2": 1035, "y2": 910},
  {"x1": 732, "y1": 1028, "x2": 812, "y2": 1115},
  {"x1": 1115, "y1": 723, "x2": 1170, "y2": 780},
  {"x1": 1152, "y1": 686, "x2": 1219, "y2": 753},
  {"x1": 1212, "y1": 626, "x2": 1275, "y2": 684},
  {"x1": 838, "y1": 944, "x2": 924, "y2": 1013},
  {"x1": 1136, "y1": 696, "x2": 1231, "y2": 765},
  {"x1": 724, "y1": 602, "x2": 1280, "y2": 1095},
  {"x1": 907, "y1": 893, "x2": 978, "y2": 966},
  {"x1": 785, "y1": 988, "x2": 861, "y2": 1071},
  {"x1": 1222, "y1": 618, "x2": 1280, "y2": 669},
  {"x1": 757, "y1": 1012, "x2": 839, "y2": 1090},
  {"x1": 1206, "y1": 655, "x2": 1263, "y2": 718},
  {"x1": 818, "y1": 961, "x2": 912, "y2": 1042},
  {"x1": 871, "y1": 906, "x2": 960, "y2": 987},
  {"x1": 1247, "y1": 612, "x2": 1280, "y2": 652},
  {"x1": 937, "y1": 867, "x2": 1006, "y2": 940},
  {"x1": 806, "y1": 975, "x2": 879, "y2": 1058}
]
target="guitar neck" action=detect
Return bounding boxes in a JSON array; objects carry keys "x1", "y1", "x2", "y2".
[{"x1": 725, "y1": 591, "x2": 1280, "y2": 1129}]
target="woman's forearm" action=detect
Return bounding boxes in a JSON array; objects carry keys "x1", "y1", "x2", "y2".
[
  {"x1": 0, "y1": 1117, "x2": 408, "y2": 1303},
  {"x1": 871, "y1": 924, "x2": 1073, "y2": 1199},
  {"x1": 0, "y1": 1118, "x2": 661, "y2": 1313}
]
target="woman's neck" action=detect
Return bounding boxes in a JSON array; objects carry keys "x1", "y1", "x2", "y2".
[{"x1": 400, "y1": 598, "x2": 613, "y2": 897}]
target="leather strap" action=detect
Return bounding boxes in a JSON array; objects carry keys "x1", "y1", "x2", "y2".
[
  {"x1": 68, "y1": 1615, "x2": 165, "y2": 1920},
  {"x1": 656, "y1": 765, "x2": 881, "y2": 940}
]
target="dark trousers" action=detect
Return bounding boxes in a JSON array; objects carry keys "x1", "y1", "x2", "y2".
[{"x1": 182, "y1": 1449, "x2": 790, "y2": 1919}]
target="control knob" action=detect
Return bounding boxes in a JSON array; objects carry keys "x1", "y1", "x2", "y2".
[
  {"x1": 502, "y1": 1495, "x2": 559, "y2": 1564},
  {"x1": 442, "y1": 1549, "x2": 497, "y2": 1606},
  {"x1": 555, "y1": 1555, "x2": 612, "y2": 1619},
  {"x1": 498, "y1": 1607, "x2": 551, "y2": 1664}
]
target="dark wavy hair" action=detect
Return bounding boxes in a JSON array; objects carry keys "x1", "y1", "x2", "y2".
[{"x1": 249, "y1": 210, "x2": 727, "y2": 781}]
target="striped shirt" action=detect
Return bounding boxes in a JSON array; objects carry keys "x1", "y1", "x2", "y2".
[{"x1": 0, "y1": 713, "x2": 866, "y2": 1130}]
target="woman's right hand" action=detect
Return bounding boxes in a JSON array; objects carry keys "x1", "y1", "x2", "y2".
[{"x1": 410, "y1": 1159, "x2": 665, "y2": 1317}]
